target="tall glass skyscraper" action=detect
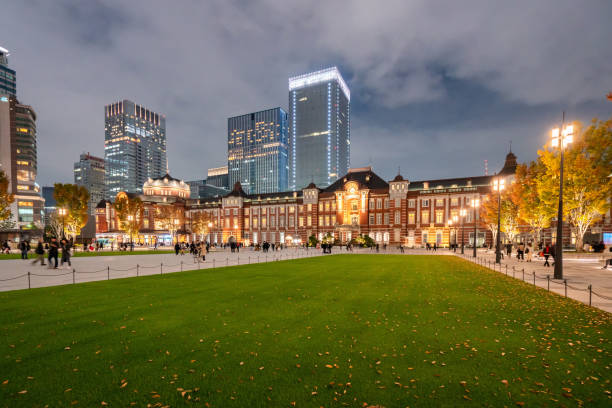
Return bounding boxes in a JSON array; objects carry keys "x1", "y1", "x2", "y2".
[
  {"x1": 289, "y1": 67, "x2": 350, "y2": 190},
  {"x1": 228, "y1": 107, "x2": 289, "y2": 194},
  {"x1": 104, "y1": 100, "x2": 167, "y2": 198},
  {"x1": 0, "y1": 46, "x2": 16, "y2": 96}
]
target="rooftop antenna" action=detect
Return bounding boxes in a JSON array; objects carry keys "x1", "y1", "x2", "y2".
[
  {"x1": 397, "y1": 165, "x2": 401, "y2": 175},
  {"x1": 509, "y1": 140, "x2": 512, "y2": 153},
  {"x1": 484, "y1": 159, "x2": 488, "y2": 176}
]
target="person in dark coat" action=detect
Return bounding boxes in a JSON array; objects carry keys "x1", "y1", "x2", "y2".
[
  {"x1": 19, "y1": 240, "x2": 28, "y2": 259},
  {"x1": 174, "y1": 242, "x2": 180, "y2": 255},
  {"x1": 31, "y1": 240, "x2": 46, "y2": 265},
  {"x1": 48, "y1": 238, "x2": 59, "y2": 269},
  {"x1": 60, "y1": 239, "x2": 72, "y2": 267}
]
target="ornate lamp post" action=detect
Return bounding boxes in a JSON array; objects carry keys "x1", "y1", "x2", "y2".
[
  {"x1": 452, "y1": 215, "x2": 459, "y2": 252},
  {"x1": 207, "y1": 222, "x2": 212, "y2": 243},
  {"x1": 551, "y1": 118, "x2": 574, "y2": 279},
  {"x1": 492, "y1": 176, "x2": 505, "y2": 263},
  {"x1": 447, "y1": 219, "x2": 453, "y2": 250},
  {"x1": 460, "y1": 208, "x2": 466, "y2": 254},
  {"x1": 471, "y1": 198, "x2": 480, "y2": 258},
  {"x1": 127, "y1": 214, "x2": 134, "y2": 246},
  {"x1": 58, "y1": 208, "x2": 67, "y2": 240}
]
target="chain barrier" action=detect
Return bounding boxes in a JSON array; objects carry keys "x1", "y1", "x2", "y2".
[{"x1": 0, "y1": 273, "x2": 28, "y2": 282}]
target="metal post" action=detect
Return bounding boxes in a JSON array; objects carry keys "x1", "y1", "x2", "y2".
[
  {"x1": 226, "y1": 257, "x2": 228, "y2": 266},
  {"x1": 461, "y1": 210, "x2": 465, "y2": 254},
  {"x1": 137, "y1": 264, "x2": 139, "y2": 277},
  {"x1": 505, "y1": 264, "x2": 508, "y2": 275},
  {"x1": 547, "y1": 275, "x2": 550, "y2": 291},
  {"x1": 237, "y1": 256, "x2": 239, "y2": 265},
  {"x1": 248, "y1": 256, "x2": 250, "y2": 264},
  {"x1": 180, "y1": 261, "x2": 183, "y2": 272},
  {"x1": 213, "y1": 258, "x2": 215, "y2": 268},
  {"x1": 73, "y1": 268, "x2": 75, "y2": 284},
  {"x1": 107, "y1": 266, "x2": 110, "y2": 280},
  {"x1": 197, "y1": 258, "x2": 200, "y2": 269},
  {"x1": 532, "y1": 271, "x2": 536, "y2": 285},
  {"x1": 522, "y1": 268, "x2": 525, "y2": 281},
  {"x1": 27, "y1": 271, "x2": 31, "y2": 289},
  {"x1": 554, "y1": 112, "x2": 566, "y2": 280},
  {"x1": 588, "y1": 284, "x2": 592, "y2": 306},
  {"x1": 495, "y1": 186, "x2": 502, "y2": 263},
  {"x1": 564, "y1": 279, "x2": 567, "y2": 297},
  {"x1": 160, "y1": 263, "x2": 163, "y2": 275},
  {"x1": 473, "y1": 204, "x2": 478, "y2": 258}
]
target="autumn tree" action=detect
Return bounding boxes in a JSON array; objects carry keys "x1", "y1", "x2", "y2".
[
  {"x1": 480, "y1": 192, "x2": 500, "y2": 246},
  {"x1": 156, "y1": 205, "x2": 182, "y2": 243},
  {"x1": 481, "y1": 187, "x2": 521, "y2": 245},
  {"x1": 510, "y1": 161, "x2": 553, "y2": 243},
  {"x1": 538, "y1": 117, "x2": 612, "y2": 250},
  {"x1": 113, "y1": 193, "x2": 143, "y2": 244},
  {"x1": 190, "y1": 211, "x2": 212, "y2": 241},
  {"x1": 54, "y1": 183, "x2": 90, "y2": 239},
  {"x1": 0, "y1": 170, "x2": 15, "y2": 231}
]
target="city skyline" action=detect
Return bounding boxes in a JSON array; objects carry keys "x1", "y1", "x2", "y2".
[{"x1": 0, "y1": 1, "x2": 611, "y2": 188}]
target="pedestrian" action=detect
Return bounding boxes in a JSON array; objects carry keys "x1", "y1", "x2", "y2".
[
  {"x1": 60, "y1": 239, "x2": 72, "y2": 268},
  {"x1": 543, "y1": 244, "x2": 551, "y2": 267},
  {"x1": 48, "y1": 238, "x2": 59, "y2": 269},
  {"x1": 517, "y1": 242, "x2": 525, "y2": 261},
  {"x1": 31, "y1": 240, "x2": 46, "y2": 266},
  {"x1": 174, "y1": 242, "x2": 180, "y2": 255},
  {"x1": 525, "y1": 244, "x2": 532, "y2": 262},
  {"x1": 19, "y1": 240, "x2": 28, "y2": 259}
]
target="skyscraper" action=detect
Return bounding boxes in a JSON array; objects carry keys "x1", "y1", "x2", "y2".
[
  {"x1": 288, "y1": 67, "x2": 350, "y2": 190},
  {"x1": 0, "y1": 96, "x2": 44, "y2": 237},
  {"x1": 104, "y1": 100, "x2": 167, "y2": 198},
  {"x1": 74, "y1": 152, "x2": 105, "y2": 214},
  {"x1": 206, "y1": 166, "x2": 229, "y2": 189},
  {"x1": 228, "y1": 107, "x2": 289, "y2": 194},
  {"x1": 0, "y1": 46, "x2": 16, "y2": 97}
]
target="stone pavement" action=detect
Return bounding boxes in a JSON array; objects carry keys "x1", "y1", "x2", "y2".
[{"x1": 453, "y1": 248, "x2": 612, "y2": 313}]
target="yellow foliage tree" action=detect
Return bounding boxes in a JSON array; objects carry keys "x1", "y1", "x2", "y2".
[
  {"x1": 113, "y1": 193, "x2": 143, "y2": 243},
  {"x1": 190, "y1": 211, "x2": 212, "y2": 241},
  {"x1": 0, "y1": 170, "x2": 15, "y2": 231},
  {"x1": 54, "y1": 183, "x2": 90, "y2": 239},
  {"x1": 156, "y1": 205, "x2": 182, "y2": 243}
]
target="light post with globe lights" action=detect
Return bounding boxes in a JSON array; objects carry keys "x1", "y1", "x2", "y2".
[
  {"x1": 471, "y1": 198, "x2": 480, "y2": 258},
  {"x1": 127, "y1": 214, "x2": 134, "y2": 248},
  {"x1": 58, "y1": 208, "x2": 67, "y2": 240},
  {"x1": 452, "y1": 215, "x2": 459, "y2": 252},
  {"x1": 460, "y1": 208, "x2": 467, "y2": 254},
  {"x1": 447, "y1": 219, "x2": 454, "y2": 251},
  {"x1": 551, "y1": 118, "x2": 574, "y2": 279},
  {"x1": 492, "y1": 176, "x2": 505, "y2": 264}
]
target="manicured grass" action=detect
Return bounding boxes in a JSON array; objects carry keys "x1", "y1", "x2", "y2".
[
  {"x1": 0, "y1": 250, "x2": 174, "y2": 260},
  {"x1": 0, "y1": 255, "x2": 610, "y2": 407}
]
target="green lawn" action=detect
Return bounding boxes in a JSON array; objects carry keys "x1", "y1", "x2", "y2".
[
  {"x1": 0, "y1": 250, "x2": 174, "y2": 260},
  {"x1": 0, "y1": 255, "x2": 610, "y2": 407}
]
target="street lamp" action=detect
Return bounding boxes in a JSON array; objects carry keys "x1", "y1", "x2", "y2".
[
  {"x1": 447, "y1": 219, "x2": 453, "y2": 250},
  {"x1": 58, "y1": 208, "x2": 67, "y2": 239},
  {"x1": 492, "y1": 176, "x2": 505, "y2": 264},
  {"x1": 452, "y1": 215, "x2": 459, "y2": 252},
  {"x1": 459, "y1": 208, "x2": 466, "y2": 254},
  {"x1": 471, "y1": 198, "x2": 480, "y2": 258},
  {"x1": 127, "y1": 215, "x2": 134, "y2": 247},
  {"x1": 551, "y1": 118, "x2": 574, "y2": 279}
]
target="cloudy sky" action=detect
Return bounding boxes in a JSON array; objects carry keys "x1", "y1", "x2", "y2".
[{"x1": 2, "y1": 0, "x2": 611, "y2": 186}]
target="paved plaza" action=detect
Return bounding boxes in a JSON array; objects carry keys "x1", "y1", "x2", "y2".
[{"x1": 0, "y1": 247, "x2": 610, "y2": 312}]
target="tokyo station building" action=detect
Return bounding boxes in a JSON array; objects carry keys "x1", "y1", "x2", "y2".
[{"x1": 95, "y1": 152, "x2": 612, "y2": 247}]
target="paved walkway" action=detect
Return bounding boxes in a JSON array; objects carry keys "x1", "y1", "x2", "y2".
[{"x1": 1, "y1": 247, "x2": 610, "y2": 313}]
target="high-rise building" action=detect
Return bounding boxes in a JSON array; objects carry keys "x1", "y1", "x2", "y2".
[
  {"x1": 104, "y1": 100, "x2": 167, "y2": 199},
  {"x1": 228, "y1": 107, "x2": 289, "y2": 194},
  {"x1": 0, "y1": 96, "x2": 44, "y2": 237},
  {"x1": 207, "y1": 166, "x2": 229, "y2": 189},
  {"x1": 288, "y1": 67, "x2": 350, "y2": 190},
  {"x1": 0, "y1": 46, "x2": 16, "y2": 97},
  {"x1": 42, "y1": 186, "x2": 56, "y2": 226},
  {"x1": 74, "y1": 153, "x2": 105, "y2": 214}
]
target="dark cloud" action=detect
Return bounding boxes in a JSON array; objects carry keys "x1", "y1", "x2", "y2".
[{"x1": 1, "y1": 0, "x2": 610, "y2": 186}]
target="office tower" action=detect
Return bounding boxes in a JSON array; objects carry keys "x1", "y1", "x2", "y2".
[
  {"x1": 288, "y1": 67, "x2": 350, "y2": 190},
  {"x1": 206, "y1": 166, "x2": 229, "y2": 189},
  {"x1": 228, "y1": 107, "x2": 289, "y2": 194},
  {"x1": 42, "y1": 186, "x2": 56, "y2": 226},
  {"x1": 104, "y1": 100, "x2": 167, "y2": 198},
  {"x1": 186, "y1": 179, "x2": 230, "y2": 199},
  {"x1": 74, "y1": 152, "x2": 105, "y2": 214},
  {"x1": 0, "y1": 46, "x2": 16, "y2": 96},
  {"x1": 0, "y1": 96, "x2": 44, "y2": 235}
]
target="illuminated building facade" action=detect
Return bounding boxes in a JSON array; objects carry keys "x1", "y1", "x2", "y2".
[
  {"x1": 289, "y1": 67, "x2": 350, "y2": 190},
  {"x1": 0, "y1": 96, "x2": 44, "y2": 239},
  {"x1": 0, "y1": 46, "x2": 16, "y2": 97},
  {"x1": 104, "y1": 100, "x2": 167, "y2": 198},
  {"x1": 74, "y1": 153, "x2": 105, "y2": 215},
  {"x1": 228, "y1": 108, "x2": 289, "y2": 194}
]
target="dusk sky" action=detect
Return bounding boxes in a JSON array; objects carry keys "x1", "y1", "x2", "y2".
[{"x1": 2, "y1": 0, "x2": 611, "y2": 187}]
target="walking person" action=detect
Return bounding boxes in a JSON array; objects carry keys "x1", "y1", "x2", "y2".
[
  {"x1": 31, "y1": 240, "x2": 46, "y2": 266},
  {"x1": 517, "y1": 242, "x2": 525, "y2": 261},
  {"x1": 19, "y1": 240, "x2": 28, "y2": 260},
  {"x1": 60, "y1": 239, "x2": 72, "y2": 268},
  {"x1": 48, "y1": 238, "x2": 59, "y2": 269},
  {"x1": 525, "y1": 243, "x2": 532, "y2": 262},
  {"x1": 543, "y1": 244, "x2": 551, "y2": 267}
]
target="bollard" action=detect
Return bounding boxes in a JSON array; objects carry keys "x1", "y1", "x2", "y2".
[
  {"x1": 564, "y1": 279, "x2": 567, "y2": 297},
  {"x1": 137, "y1": 264, "x2": 139, "y2": 277},
  {"x1": 547, "y1": 275, "x2": 550, "y2": 291},
  {"x1": 512, "y1": 266, "x2": 515, "y2": 279},
  {"x1": 107, "y1": 266, "x2": 110, "y2": 280},
  {"x1": 505, "y1": 264, "x2": 508, "y2": 275},
  {"x1": 226, "y1": 257, "x2": 229, "y2": 266},
  {"x1": 197, "y1": 258, "x2": 200, "y2": 269},
  {"x1": 248, "y1": 256, "x2": 250, "y2": 264},
  {"x1": 588, "y1": 284, "x2": 592, "y2": 306},
  {"x1": 27, "y1": 271, "x2": 31, "y2": 289},
  {"x1": 181, "y1": 261, "x2": 183, "y2": 272},
  {"x1": 237, "y1": 256, "x2": 239, "y2": 265},
  {"x1": 213, "y1": 258, "x2": 215, "y2": 268},
  {"x1": 160, "y1": 262, "x2": 163, "y2": 275},
  {"x1": 532, "y1": 271, "x2": 535, "y2": 285},
  {"x1": 73, "y1": 268, "x2": 76, "y2": 284},
  {"x1": 522, "y1": 268, "x2": 525, "y2": 282}
]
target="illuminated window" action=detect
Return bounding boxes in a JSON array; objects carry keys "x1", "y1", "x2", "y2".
[
  {"x1": 17, "y1": 185, "x2": 29, "y2": 190},
  {"x1": 331, "y1": 202, "x2": 336, "y2": 211},
  {"x1": 376, "y1": 214, "x2": 382, "y2": 224},
  {"x1": 422, "y1": 212, "x2": 430, "y2": 224},
  {"x1": 408, "y1": 199, "x2": 415, "y2": 208},
  {"x1": 384, "y1": 214, "x2": 389, "y2": 225},
  {"x1": 262, "y1": 217, "x2": 267, "y2": 228},
  {"x1": 307, "y1": 215, "x2": 312, "y2": 226},
  {"x1": 351, "y1": 202, "x2": 358, "y2": 211},
  {"x1": 435, "y1": 210, "x2": 444, "y2": 224},
  {"x1": 325, "y1": 215, "x2": 330, "y2": 226},
  {"x1": 451, "y1": 198, "x2": 458, "y2": 206},
  {"x1": 253, "y1": 218, "x2": 258, "y2": 228},
  {"x1": 369, "y1": 198, "x2": 375, "y2": 208},
  {"x1": 319, "y1": 203, "x2": 323, "y2": 211},
  {"x1": 408, "y1": 213, "x2": 415, "y2": 224},
  {"x1": 319, "y1": 216, "x2": 324, "y2": 226},
  {"x1": 422, "y1": 199, "x2": 429, "y2": 207},
  {"x1": 299, "y1": 216, "x2": 304, "y2": 227},
  {"x1": 245, "y1": 218, "x2": 250, "y2": 229},
  {"x1": 436, "y1": 199, "x2": 444, "y2": 207},
  {"x1": 394, "y1": 211, "x2": 400, "y2": 224},
  {"x1": 384, "y1": 199, "x2": 389, "y2": 209},
  {"x1": 369, "y1": 214, "x2": 374, "y2": 224},
  {"x1": 376, "y1": 199, "x2": 382, "y2": 209}
]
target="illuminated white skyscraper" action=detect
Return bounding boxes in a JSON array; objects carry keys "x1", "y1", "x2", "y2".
[{"x1": 289, "y1": 67, "x2": 350, "y2": 189}]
